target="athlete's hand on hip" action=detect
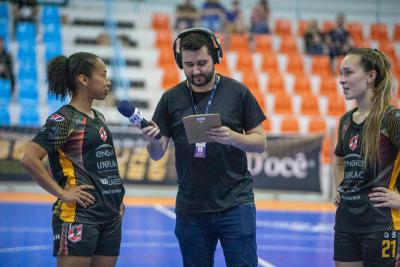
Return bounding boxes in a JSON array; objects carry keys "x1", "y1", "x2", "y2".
[
  {"x1": 206, "y1": 126, "x2": 236, "y2": 146},
  {"x1": 369, "y1": 187, "x2": 400, "y2": 210},
  {"x1": 141, "y1": 121, "x2": 161, "y2": 143},
  {"x1": 59, "y1": 184, "x2": 96, "y2": 208}
]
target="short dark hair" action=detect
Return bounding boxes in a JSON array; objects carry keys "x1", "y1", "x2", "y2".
[
  {"x1": 46, "y1": 52, "x2": 99, "y2": 100},
  {"x1": 180, "y1": 32, "x2": 214, "y2": 58}
]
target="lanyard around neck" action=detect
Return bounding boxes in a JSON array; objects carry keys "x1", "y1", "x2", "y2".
[{"x1": 188, "y1": 74, "x2": 219, "y2": 115}]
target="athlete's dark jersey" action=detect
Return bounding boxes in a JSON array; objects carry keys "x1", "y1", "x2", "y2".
[
  {"x1": 335, "y1": 107, "x2": 400, "y2": 233},
  {"x1": 152, "y1": 75, "x2": 266, "y2": 213},
  {"x1": 33, "y1": 105, "x2": 125, "y2": 224}
]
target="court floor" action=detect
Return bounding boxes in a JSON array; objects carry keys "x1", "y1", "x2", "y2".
[{"x1": 0, "y1": 192, "x2": 335, "y2": 267}]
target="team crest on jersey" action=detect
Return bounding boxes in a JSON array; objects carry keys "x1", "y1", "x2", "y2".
[
  {"x1": 49, "y1": 114, "x2": 65, "y2": 122},
  {"x1": 68, "y1": 224, "x2": 83, "y2": 243},
  {"x1": 99, "y1": 127, "x2": 107, "y2": 141},
  {"x1": 349, "y1": 135, "x2": 359, "y2": 151}
]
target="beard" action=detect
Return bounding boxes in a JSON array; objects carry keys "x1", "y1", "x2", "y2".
[{"x1": 188, "y1": 66, "x2": 215, "y2": 87}]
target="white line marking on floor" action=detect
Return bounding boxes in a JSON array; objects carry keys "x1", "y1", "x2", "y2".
[
  {"x1": 152, "y1": 204, "x2": 277, "y2": 267},
  {"x1": 152, "y1": 204, "x2": 176, "y2": 219}
]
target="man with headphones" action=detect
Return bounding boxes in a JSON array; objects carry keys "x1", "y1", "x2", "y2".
[{"x1": 140, "y1": 27, "x2": 267, "y2": 267}]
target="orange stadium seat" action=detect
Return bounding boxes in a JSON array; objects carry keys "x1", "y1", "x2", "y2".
[
  {"x1": 300, "y1": 92, "x2": 320, "y2": 115},
  {"x1": 347, "y1": 22, "x2": 364, "y2": 41},
  {"x1": 279, "y1": 36, "x2": 298, "y2": 54},
  {"x1": 379, "y1": 41, "x2": 397, "y2": 62},
  {"x1": 286, "y1": 53, "x2": 305, "y2": 75},
  {"x1": 229, "y1": 33, "x2": 249, "y2": 52},
  {"x1": 158, "y1": 48, "x2": 175, "y2": 68},
  {"x1": 353, "y1": 38, "x2": 371, "y2": 49},
  {"x1": 162, "y1": 68, "x2": 180, "y2": 90},
  {"x1": 311, "y1": 55, "x2": 333, "y2": 76},
  {"x1": 274, "y1": 92, "x2": 293, "y2": 114},
  {"x1": 152, "y1": 13, "x2": 170, "y2": 30},
  {"x1": 280, "y1": 117, "x2": 299, "y2": 133},
  {"x1": 393, "y1": 24, "x2": 400, "y2": 41},
  {"x1": 319, "y1": 75, "x2": 338, "y2": 96},
  {"x1": 327, "y1": 94, "x2": 346, "y2": 116},
  {"x1": 297, "y1": 19, "x2": 309, "y2": 36},
  {"x1": 252, "y1": 89, "x2": 266, "y2": 112},
  {"x1": 274, "y1": 19, "x2": 292, "y2": 37},
  {"x1": 254, "y1": 34, "x2": 273, "y2": 53},
  {"x1": 308, "y1": 117, "x2": 327, "y2": 133},
  {"x1": 215, "y1": 64, "x2": 231, "y2": 77},
  {"x1": 262, "y1": 119, "x2": 271, "y2": 133},
  {"x1": 236, "y1": 50, "x2": 254, "y2": 72},
  {"x1": 370, "y1": 23, "x2": 389, "y2": 42},
  {"x1": 241, "y1": 70, "x2": 259, "y2": 92},
  {"x1": 266, "y1": 72, "x2": 286, "y2": 94},
  {"x1": 261, "y1": 52, "x2": 279, "y2": 73},
  {"x1": 155, "y1": 30, "x2": 173, "y2": 49},
  {"x1": 322, "y1": 21, "x2": 335, "y2": 32},
  {"x1": 293, "y1": 75, "x2": 312, "y2": 95}
]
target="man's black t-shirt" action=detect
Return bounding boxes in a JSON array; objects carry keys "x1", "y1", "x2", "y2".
[
  {"x1": 152, "y1": 75, "x2": 266, "y2": 213},
  {"x1": 33, "y1": 105, "x2": 125, "y2": 224},
  {"x1": 335, "y1": 107, "x2": 400, "y2": 233}
]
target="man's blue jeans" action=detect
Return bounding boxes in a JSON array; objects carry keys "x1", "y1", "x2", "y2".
[{"x1": 175, "y1": 202, "x2": 257, "y2": 267}]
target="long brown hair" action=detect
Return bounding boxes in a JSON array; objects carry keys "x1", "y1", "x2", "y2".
[{"x1": 347, "y1": 48, "x2": 395, "y2": 167}]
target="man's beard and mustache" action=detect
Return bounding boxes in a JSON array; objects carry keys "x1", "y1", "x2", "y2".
[{"x1": 188, "y1": 67, "x2": 214, "y2": 87}]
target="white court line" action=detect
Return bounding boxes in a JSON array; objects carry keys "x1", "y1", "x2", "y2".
[
  {"x1": 152, "y1": 204, "x2": 276, "y2": 267},
  {"x1": 153, "y1": 204, "x2": 176, "y2": 219},
  {"x1": 0, "y1": 227, "x2": 50, "y2": 233},
  {"x1": 0, "y1": 245, "x2": 52, "y2": 253},
  {"x1": 258, "y1": 258, "x2": 276, "y2": 267}
]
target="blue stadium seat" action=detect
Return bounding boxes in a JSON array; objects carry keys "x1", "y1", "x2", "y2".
[
  {"x1": 0, "y1": 104, "x2": 10, "y2": 126},
  {"x1": 17, "y1": 40, "x2": 36, "y2": 61},
  {"x1": 16, "y1": 22, "x2": 36, "y2": 42},
  {"x1": 0, "y1": 18, "x2": 9, "y2": 49},
  {"x1": 0, "y1": 18, "x2": 8, "y2": 36},
  {"x1": 18, "y1": 79, "x2": 39, "y2": 103},
  {"x1": 45, "y1": 41, "x2": 63, "y2": 62},
  {"x1": 0, "y1": 3, "x2": 8, "y2": 19},
  {"x1": 41, "y1": 5, "x2": 60, "y2": 25},
  {"x1": 0, "y1": 79, "x2": 11, "y2": 102},
  {"x1": 19, "y1": 104, "x2": 40, "y2": 127},
  {"x1": 18, "y1": 61, "x2": 37, "y2": 80},
  {"x1": 42, "y1": 23, "x2": 62, "y2": 43}
]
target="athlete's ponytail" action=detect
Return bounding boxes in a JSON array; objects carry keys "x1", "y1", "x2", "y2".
[{"x1": 47, "y1": 52, "x2": 99, "y2": 100}]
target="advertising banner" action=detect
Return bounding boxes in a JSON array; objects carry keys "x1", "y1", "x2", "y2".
[{"x1": 0, "y1": 127, "x2": 322, "y2": 192}]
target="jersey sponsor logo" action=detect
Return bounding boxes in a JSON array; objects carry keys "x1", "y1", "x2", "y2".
[
  {"x1": 68, "y1": 224, "x2": 83, "y2": 243},
  {"x1": 97, "y1": 160, "x2": 117, "y2": 170},
  {"x1": 99, "y1": 127, "x2": 107, "y2": 141},
  {"x1": 49, "y1": 114, "x2": 65, "y2": 122},
  {"x1": 95, "y1": 144, "x2": 115, "y2": 158},
  {"x1": 100, "y1": 175, "x2": 122, "y2": 186},
  {"x1": 349, "y1": 135, "x2": 359, "y2": 151}
]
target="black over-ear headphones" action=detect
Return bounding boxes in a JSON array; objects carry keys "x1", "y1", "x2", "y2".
[{"x1": 173, "y1": 27, "x2": 223, "y2": 69}]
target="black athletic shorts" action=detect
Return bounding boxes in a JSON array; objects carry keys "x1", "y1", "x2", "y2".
[
  {"x1": 52, "y1": 215, "x2": 122, "y2": 257},
  {"x1": 334, "y1": 230, "x2": 400, "y2": 267}
]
